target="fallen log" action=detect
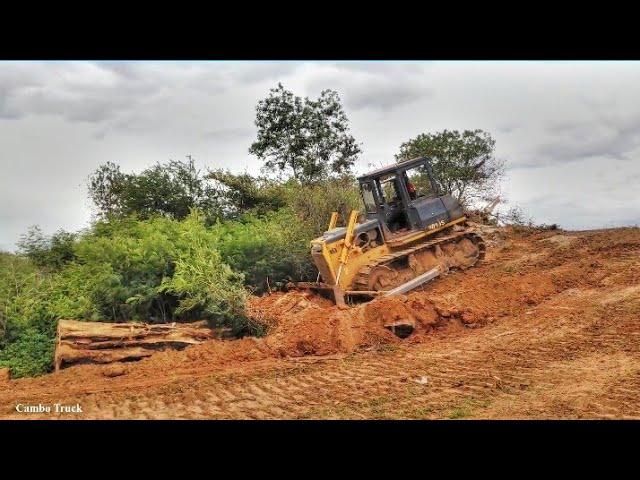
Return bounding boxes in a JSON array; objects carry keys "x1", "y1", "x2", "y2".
[{"x1": 55, "y1": 319, "x2": 217, "y2": 371}]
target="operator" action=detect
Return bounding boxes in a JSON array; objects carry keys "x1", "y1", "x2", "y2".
[{"x1": 404, "y1": 173, "x2": 417, "y2": 200}]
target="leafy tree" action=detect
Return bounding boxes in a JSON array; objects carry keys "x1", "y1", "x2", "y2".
[
  {"x1": 250, "y1": 83, "x2": 361, "y2": 184},
  {"x1": 86, "y1": 161, "x2": 127, "y2": 217},
  {"x1": 396, "y1": 129, "x2": 504, "y2": 206},
  {"x1": 17, "y1": 226, "x2": 76, "y2": 270},
  {"x1": 87, "y1": 157, "x2": 222, "y2": 222},
  {"x1": 207, "y1": 169, "x2": 288, "y2": 218}
]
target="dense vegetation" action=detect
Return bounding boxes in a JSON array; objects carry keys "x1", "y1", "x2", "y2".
[
  {"x1": 0, "y1": 177, "x2": 361, "y2": 377},
  {"x1": 0, "y1": 83, "x2": 502, "y2": 379}
]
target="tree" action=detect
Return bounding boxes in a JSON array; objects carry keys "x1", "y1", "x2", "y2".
[
  {"x1": 87, "y1": 157, "x2": 222, "y2": 222},
  {"x1": 86, "y1": 161, "x2": 128, "y2": 217},
  {"x1": 207, "y1": 169, "x2": 288, "y2": 218},
  {"x1": 17, "y1": 226, "x2": 76, "y2": 270},
  {"x1": 396, "y1": 129, "x2": 504, "y2": 206},
  {"x1": 249, "y1": 83, "x2": 361, "y2": 184}
]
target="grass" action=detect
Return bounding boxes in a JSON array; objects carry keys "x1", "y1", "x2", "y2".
[
  {"x1": 376, "y1": 343, "x2": 401, "y2": 354},
  {"x1": 446, "y1": 397, "x2": 491, "y2": 419},
  {"x1": 448, "y1": 406, "x2": 473, "y2": 419},
  {"x1": 400, "y1": 405, "x2": 436, "y2": 418},
  {"x1": 502, "y1": 264, "x2": 520, "y2": 274}
]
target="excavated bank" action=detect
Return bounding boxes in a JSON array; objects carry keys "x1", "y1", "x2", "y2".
[{"x1": 3, "y1": 225, "x2": 640, "y2": 420}]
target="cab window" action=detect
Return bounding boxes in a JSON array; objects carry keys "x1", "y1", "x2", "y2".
[
  {"x1": 361, "y1": 182, "x2": 377, "y2": 213},
  {"x1": 378, "y1": 174, "x2": 401, "y2": 205},
  {"x1": 404, "y1": 164, "x2": 435, "y2": 200}
]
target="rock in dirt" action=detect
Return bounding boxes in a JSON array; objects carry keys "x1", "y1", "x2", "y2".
[
  {"x1": 102, "y1": 364, "x2": 128, "y2": 378},
  {"x1": 364, "y1": 296, "x2": 441, "y2": 338},
  {"x1": 413, "y1": 376, "x2": 429, "y2": 385},
  {"x1": 0, "y1": 368, "x2": 10, "y2": 383}
]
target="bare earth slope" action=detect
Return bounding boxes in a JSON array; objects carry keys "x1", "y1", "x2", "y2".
[{"x1": 1, "y1": 226, "x2": 639, "y2": 419}]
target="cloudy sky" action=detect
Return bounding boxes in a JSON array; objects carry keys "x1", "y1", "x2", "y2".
[{"x1": 1, "y1": 61, "x2": 640, "y2": 251}]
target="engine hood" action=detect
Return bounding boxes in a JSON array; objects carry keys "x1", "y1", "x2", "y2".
[{"x1": 316, "y1": 218, "x2": 380, "y2": 243}]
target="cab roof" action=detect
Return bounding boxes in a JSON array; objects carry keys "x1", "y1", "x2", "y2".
[{"x1": 357, "y1": 156, "x2": 430, "y2": 181}]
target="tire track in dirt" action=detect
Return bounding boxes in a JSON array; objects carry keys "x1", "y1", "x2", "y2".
[
  {"x1": 2, "y1": 227, "x2": 639, "y2": 419},
  {"x1": 24, "y1": 284, "x2": 636, "y2": 420}
]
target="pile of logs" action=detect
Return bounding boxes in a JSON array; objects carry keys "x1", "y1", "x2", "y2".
[{"x1": 54, "y1": 319, "x2": 217, "y2": 371}]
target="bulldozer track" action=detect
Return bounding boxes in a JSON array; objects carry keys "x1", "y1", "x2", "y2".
[{"x1": 352, "y1": 230, "x2": 486, "y2": 291}]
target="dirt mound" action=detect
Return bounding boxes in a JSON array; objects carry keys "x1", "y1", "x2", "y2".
[
  {"x1": 246, "y1": 288, "x2": 469, "y2": 356},
  {"x1": 364, "y1": 296, "x2": 439, "y2": 335},
  {"x1": 248, "y1": 290, "x2": 398, "y2": 356}
]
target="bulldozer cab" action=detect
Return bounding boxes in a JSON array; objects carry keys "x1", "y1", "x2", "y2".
[{"x1": 358, "y1": 157, "x2": 463, "y2": 237}]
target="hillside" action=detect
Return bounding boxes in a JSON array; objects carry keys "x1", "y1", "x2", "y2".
[{"x1": 2, "y1": 225, "x2": 639, "y2": 419}]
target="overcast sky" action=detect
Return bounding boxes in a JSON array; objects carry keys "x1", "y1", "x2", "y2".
[{"x1": 1, "y1": 61, "x2": 640, "y2": 251}]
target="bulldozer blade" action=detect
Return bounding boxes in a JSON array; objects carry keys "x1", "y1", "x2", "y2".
[
  {"x1": 287, "y1": 282, "x2": 348, "y2": 308},
  {"x1": 332, "y1": 285, "x2": 347, "y2": 309},
  {"x1": 287, "y1": 281, "x2": 335, "y2": 292},
  {"x1": 382, "y1": 266, "x2": 443, "y2": 297}
]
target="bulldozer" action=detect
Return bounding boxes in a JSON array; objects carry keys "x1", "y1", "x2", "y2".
[{"x1": 292, "y1": 156, "x2": 486, "y2": 307}]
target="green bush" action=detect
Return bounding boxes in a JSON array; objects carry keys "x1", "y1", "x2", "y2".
[
  {"x1": 17, "y1": 227, "x2": 77, "y2": 271},
  {"x1": 215, "y1": 209, "x2": 317, "y2": 293},
  {"x1": 0, "y1": 173, "x2": 366, "y2": 377},
  {"x1": 283, "y1": 176, "x2": 363, "y2": 235},
  {"x1": 0, "y1": 329, "x2": 55, "y2": 378},
  {"x1": 0, "y1": 252, "x2": 46, "y2": 339},
  {"x1": 158, "y1": 234, "x2": 248, "y2": 327},
  {"x1": 0, "y1": 212, "x2": 256, "y2": 377}
]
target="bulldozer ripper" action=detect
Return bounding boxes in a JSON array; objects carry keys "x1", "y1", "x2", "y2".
[{"x1": 15, "y1": 403, "x2": 83, "y2": 414}]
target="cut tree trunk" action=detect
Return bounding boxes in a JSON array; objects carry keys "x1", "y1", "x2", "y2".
[{"x1": 54, "y1": 319, "x2": 217, "y2": 371}]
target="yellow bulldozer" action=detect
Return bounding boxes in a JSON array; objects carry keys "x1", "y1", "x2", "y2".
[{"x1": 292, "y1": 157, "x2": 485, "y2": 307}]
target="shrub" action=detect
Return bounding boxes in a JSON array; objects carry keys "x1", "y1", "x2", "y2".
[
  {"x1": 216, "y1": 209, "x2": 317, "y2": 293},
  {"x1": 0, "y1": 329, "x2": 55, "y2": 378},
  {"x1": 58, "y1": 211, "x2": 251, "y2": 325},
  {"x1": 17, "y1": 227, "x2": 77, "y2": 271},
  {"x1": 0, "y1": 212, "x2": 255, "y2": 377},
  {"x1": 158, "y1": 239, "x2": 248, "y2": 326},
  {"x1": 0, "y1": 252, "x2": 47, "y2": 340},
  {"x1": 283, "y1": 176, "x2": 363, "y2": 236}
]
